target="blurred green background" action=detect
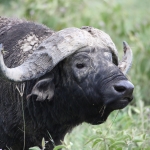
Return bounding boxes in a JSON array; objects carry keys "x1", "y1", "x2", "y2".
[{"x1": 1, "y1": 0, "x2": 150, "y2": 149}]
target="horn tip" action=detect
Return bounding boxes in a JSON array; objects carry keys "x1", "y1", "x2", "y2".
[
  {"x1": 123, "y1": 41, "x2": 128, "y2": 47},
  {"x1": 123, "y1": 41, "x2": 129, "y2": 53},
  {"x1": 123, "y1": 41, "x2": 127, "y2": 44}
]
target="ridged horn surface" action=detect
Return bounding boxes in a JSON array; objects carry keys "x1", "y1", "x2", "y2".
[
  {"x1": 0, "y1": 28, "x2": 93, "y2": 82},
  {"x1": 0, "y1": 27, "x2": 119, "y2": 82},
  {"x1": 118, "y1": 41, "x2": 133, "y2": 75}
]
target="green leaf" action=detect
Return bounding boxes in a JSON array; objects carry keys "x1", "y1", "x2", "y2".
[
  {"x1": 131, "y1": 107, "x2": 140, "y2": 114},
  {"x1": 85, "y1": 135, "x2": 100, "y2": 145},
  {"x1": 53, "y1": 145, "x2": 66, "y2": 150},
  {"x1": 92, "y1": 139, "x2": 102, "y2": 148},
  {"x1": 142, "y1": 134, "x2": 147, "y2": 139},
  {"x1": 104, "y1": 143, "x2": 109, "y2": 150},
  {"x1": 105, "y1": 137, "x2": 115, "y2": 143},
  {"x1": 42, "y1": 137, "x2": 45, "y2": 148},
  {"x1": 109, "y1": 141, "x2": 126, "y2": 148},
  {"x1": 29, "y1": 146, "x2": 41, "y2": 150},
  {"x1": 133, "y1": 138, "x2": 143, "y2": 143}
]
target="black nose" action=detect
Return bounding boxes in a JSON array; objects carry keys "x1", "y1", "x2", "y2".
[{"x1": 113, "y1": 80, "x2": 134, "y2": 99}]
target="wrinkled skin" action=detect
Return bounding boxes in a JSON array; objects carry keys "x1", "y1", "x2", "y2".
[
  {"x1": 57, "y1": 47, "x2": 130, "y2": 125},
  {"x1": 0, "y1": 20, "x2": 134, "y2": 150},
  {"x1": 0, "y1": 45, "x2": 133, "y2": 149},
  {"x1": 0, "y1": 45, "x2": 133, "y2": 150}
]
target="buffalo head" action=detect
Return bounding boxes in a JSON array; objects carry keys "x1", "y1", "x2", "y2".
[
  {"x1": 0, "y1": 25, "x2": 134, "y2": 148},
  {"x1": 0, "y1": 26, "x2": 133, "y2": 124}
]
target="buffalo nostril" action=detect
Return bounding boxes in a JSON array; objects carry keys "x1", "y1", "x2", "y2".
[
  {"x1": 113, "y1": 80, "x2": 134, "y2": 95},
  {"x1": 114, "y1": 85, "x2": 126, "y2": 93}
]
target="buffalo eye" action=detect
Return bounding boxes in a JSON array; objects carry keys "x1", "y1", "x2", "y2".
[{"x1": 76, "y1": 63, "x2": 85, "y2": 69}]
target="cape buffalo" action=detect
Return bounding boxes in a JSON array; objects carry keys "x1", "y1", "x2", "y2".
[{"x1": 0, "y1": 17, "x2": 134, "y2": 150}]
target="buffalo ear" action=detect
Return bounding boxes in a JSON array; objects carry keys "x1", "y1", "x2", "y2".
[{"x1": 27, "y1": 77, "x2": 55, "y2": 101}]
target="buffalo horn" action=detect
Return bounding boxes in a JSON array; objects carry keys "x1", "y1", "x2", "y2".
[
  {"x1": 0, "y1": 27, "x2": 118, "y2": 82},
  {"x1": 118, "y1": 41, "x2": 133, "y2": 75}
]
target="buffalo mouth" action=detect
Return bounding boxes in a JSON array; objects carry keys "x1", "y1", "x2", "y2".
[
  {"x1": 90, "y1": 97, "x2": 133, "y2": 125},
  {"x1": 109, "y1": 96, "x2": 133, "y2": 110},
  {"x1": 88, "y1": 79, "x2": 134, "y2": 125}
]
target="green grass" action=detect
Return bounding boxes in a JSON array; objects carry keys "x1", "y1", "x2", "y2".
[{"x1": 0, "y1": 0, "x2": 150, "y2": 149}]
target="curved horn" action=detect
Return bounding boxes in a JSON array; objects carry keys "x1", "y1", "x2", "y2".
[
  {"x1": 0, "y1": 28, "x2": 94, "y2": 82},
  {"x1": 118, "y1": 41, "x2": 133, "y2": 75},
  {"x1": 0, "y1": 27, "x2": 119, "y2": 82},
  {"x1": 0, "y1": 44, "x2": 53, "y2": 81}
]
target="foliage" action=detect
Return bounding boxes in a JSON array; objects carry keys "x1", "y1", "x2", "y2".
[{"x1": 0, "y1": 0, "x2": 150, "y2": 149}]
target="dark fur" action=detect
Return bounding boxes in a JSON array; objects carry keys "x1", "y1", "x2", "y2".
[{"x1": 0, "y1": 17, "x2": 131, "y2": 150}]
